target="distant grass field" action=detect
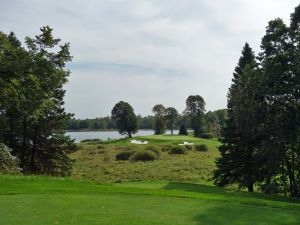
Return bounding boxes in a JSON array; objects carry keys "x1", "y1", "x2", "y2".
[
  {"x1": 70, "y1": 135, "x2": 220, "y2": 183},
  {"x1": 1, "y1": 175, "x2": 299, "y2": 225}
]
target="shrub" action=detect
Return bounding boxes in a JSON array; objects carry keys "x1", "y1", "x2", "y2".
[
  {"x1": 161, "y1": 145, "x2": 172, "y2": 152},
  {"x1": 179, "y1": 124, "x2": 188, "y2": 135},
  {"x1": 195, "y1": 144, "x2": 208, "y2": 152},
  {"x1": 97, "y1": 145, "x2": 105, "y2": 149},
  {"x1": 145, "y1": 146, "x2": 161, "y2": 156},
  {"x1": 116, "y1": 150, "x2": 136, "y2": 161},
  {"x1": 130, "y1": 151, "x2": 157, "y2": 162},
  {"x1": 81, "y1": 139, "x2": 100, "y2": 143},
  {"x1": 122, "y1": 146, "x2": 138, "y2": 151},
  {"x1": 0, "y1": 144, "x2": 20, "y2": 174},
  {"x1": 168, "y1": 146, "x2": 186, "y2": 155},
  {"x1": 184, "y1": 145, "x2": 193, "y2": 150},
  {"x1": 199, "y1": 133, "x2": 214, "y2": 139}
]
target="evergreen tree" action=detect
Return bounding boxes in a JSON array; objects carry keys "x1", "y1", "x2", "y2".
[
  {"x1": 178, "y1": 124, "x2": 187, "y2": 135},
  {"x1": 213, "y1": 43, "x2": 263, "y2": 192}
]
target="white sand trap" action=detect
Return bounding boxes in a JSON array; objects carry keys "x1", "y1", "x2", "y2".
[
  {"x1": 130, "y1": 140, "x2": 148, "y2": 145},
  {"x1": 179, "y1": 141, "x2": 194, "y2": 146}
]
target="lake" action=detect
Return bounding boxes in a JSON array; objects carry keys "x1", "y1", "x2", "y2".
[{"x1": 66, "y1": 130, "x2": 179, "y2": 143}]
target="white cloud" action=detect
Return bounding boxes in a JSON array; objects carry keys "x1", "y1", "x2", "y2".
[{"x1": 0, "y1": 0, "x2": 299, "y2": 118}]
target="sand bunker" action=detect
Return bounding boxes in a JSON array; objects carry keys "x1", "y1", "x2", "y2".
[
  {"x1": 130, "y1": 140, "x2": 148, "y2": 145},
  {"x1": 179, "y1": 141, "x2": 194, "y2": 146}
]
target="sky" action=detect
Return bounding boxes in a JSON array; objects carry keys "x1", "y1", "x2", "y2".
[{"x1": 0, "y1": 0, "x2": 299, "y2": 118}]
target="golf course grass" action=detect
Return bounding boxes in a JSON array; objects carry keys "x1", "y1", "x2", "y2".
[
  {"x1": 70, "y1": 135, "x2": 220, "y2": 183},
  {"x1": 0, "y1": 175, "x2": 299, "y2": 225},
  {"x1": 2, "y1": 135, "x2": 300, "y2": 225}
]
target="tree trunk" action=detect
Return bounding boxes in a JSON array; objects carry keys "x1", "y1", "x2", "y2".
[
  {"x1": 247, "y1": 183, "x2": 254, "y2": 192},
  {"x1": 21, "y1": 118, "x2": 27, "y2": 168},
  {"x1": 29, "y1": 127, "x2": 38, "y2": 173},
  {"x1": 284, "y1": 154, "x2": 298, "y2": 197},
  {"x1": 128, "y1": 132, "x2": 132, "y2": 138}
]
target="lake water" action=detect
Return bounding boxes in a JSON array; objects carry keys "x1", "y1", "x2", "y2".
[{"x1": 66, "y1": 130, "x2": 179, "y2": 143}]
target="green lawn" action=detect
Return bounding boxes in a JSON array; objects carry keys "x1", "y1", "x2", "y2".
[
  {"x1": 0, "y1": 175, "x2": 299, "y2": 225},
  {"x1": 70, "y1": 135, "x2": 220, "y2": 183}
]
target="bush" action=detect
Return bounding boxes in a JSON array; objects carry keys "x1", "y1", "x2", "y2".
[
  {"x1": 168, "y1": 146, "x2": 186, "y2": 155},
  {"x1": 161, "y1": 145, "x2": 172, "y2": 152},
  {"x1": 130, "y1": 151, "x2": 157, "y2": 162},
  {"x1": 121, "y1": 146, "x2": 138, "y2": 151},
  {"x1": 184, "y1": 145, "x2": 193, "y2": 150},
  {"x1": 81, "y1": 139, "x2": 100, "y2": 143},
  {"x1": 115, "y1": 150, "x2": 136, "y2": 161},
  {"x1": 195, "y1": 144, "x2": 208, "y2": 152},
  {"x1": 145, "y1": 146, "x2": 161, "y2": 156},
  {"x1": 0, "y1": 144, "x2": 20, "y2": 174},
  {"x1": 199, "y1": 133, "x2": 214, "y2": 139},
  {"x1": 97, "y1": 145, "x2": 105, "y2": 149}
]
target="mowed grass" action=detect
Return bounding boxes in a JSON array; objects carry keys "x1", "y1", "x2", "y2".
[
  {"x1": 70, "y1": 135, "x2": 220, "y2": 183},
  {"x1": 0, "y1": 175, "x2": 300, "y2": 225}
]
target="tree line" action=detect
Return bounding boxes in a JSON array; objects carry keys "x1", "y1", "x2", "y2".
[
  {"x1": 66, "y1": 109, "x2": 227, "y2": 136},
  {"x1": 214, "y1": 5, "x2": 300, "y2": 197},
  {"x1": 109, "y1": 98, "x2": 227, "y2": 138},
  {"x1": 0, "y1": 27, "x2": 76, "y2": 176}
]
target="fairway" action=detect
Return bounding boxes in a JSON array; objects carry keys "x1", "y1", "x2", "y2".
[{"x1": 0, "y1": 175, "x2": 299, "y2": 225}]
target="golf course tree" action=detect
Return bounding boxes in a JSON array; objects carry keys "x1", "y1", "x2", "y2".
[
  {"x1": 214, "y1": 4, "x2": 300, "y2": 197},
  {"x1": 165, "y1": 107, "x2": 178, "y2": 135},
  {"x1": 257, "y1": 10, "x2": 300, "y2": 197},
  {"x1": 184, "y1": 95, "x2": 206, "y2": 137},
  {"x1": 213, "y1": 43, "x2": 264, "y2": 192},
  {"x1": 111, "y1": 101, "x2": 138, "y2": 138},
  {"x1": 178, "y1": 124, "x2": 188, "y2": 135},
  {"x1": 152, "y1": 104, "x2": 166, "y2": 135},
  {"x1": 204, "y1": 111, "x2": 221, "y2": 137},
  {"x1": 0, "y1": 26, "x2": 76, "y2": 175}
]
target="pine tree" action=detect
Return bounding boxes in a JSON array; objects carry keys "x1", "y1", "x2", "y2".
[{"x1": 213, "y1": 43, "x2": 263, "y2": 192}]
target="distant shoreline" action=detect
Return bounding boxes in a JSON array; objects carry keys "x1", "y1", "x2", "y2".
[{"x1": 65, "y1": 129, "x2": 155, "y2": 132}]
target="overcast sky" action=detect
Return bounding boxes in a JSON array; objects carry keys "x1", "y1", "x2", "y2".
[{"x1": 1, "y1": 0, "x2": 299, "y2": 118}]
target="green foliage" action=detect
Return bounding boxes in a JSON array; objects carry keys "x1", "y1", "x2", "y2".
[
  {"x1": 184, "y1": 95, "x2": 206, "y2": 137},
  {"x1": 145, "y1": 146, "x2": 161, "y2": 156},
  {"x1": 97, "y1": 145, "x2": 105, "y2": 149},
  {"x1": 199, "y1": 133, "x2": 214, "y2": 139},
  {"x1": 0, "y1": 27, "x2": 75, "y2": 176},
  {"x1": 81, "y1": 139, "x2": 100, "y2": 143},
  {"x1": 0, "y1": 144, "x2": 19, "y2": 174},
  {"x1": 184, "y1": 145, "x2": 193, "y2": 150},
  {"x1": 195, "y1": 144, "x2": 208, "y2": 152},
  {"x1": 116, "y1": 150, "x2": 136, "y2": 161},
  {"x1": 111, "y1": 101, "x2": 138, "y2": 138},
  {"x1": 161, "y1": 145, "x2": 173, "y2": 152},
  {"x1": 178, "y1": 124, "x2": 188, "y2": 135},
  {"x1": 168, "y1": 146, "x2": 186, "y2": 155},
  {"x1": 214, "y1": 4, "x2": 300, "y2": 197},
  {"x1": 153, "y1": 104, "x2": 166, "y2": 135},
  {"x1": 130, "y1": 151, "x2": 158, "y2": 162},
  {"x1": 165, "y1": 107, "x2": 178, "y2": 135}
]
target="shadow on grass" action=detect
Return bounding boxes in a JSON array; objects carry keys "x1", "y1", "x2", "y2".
[
  {"x1": 163, "y1": 182, "x2": 300, "y2": 205},
  {"x1": 192, "y1": 204, "x2": 300, "y2": 225}
]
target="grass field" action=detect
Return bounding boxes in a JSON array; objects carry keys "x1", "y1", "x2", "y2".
[
  {"x1": 70, "y1": 135, "x2": 220, "y2": 183},
  {"x1": 1, "y1": 175, "x2": 300, "y2": 225}
]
